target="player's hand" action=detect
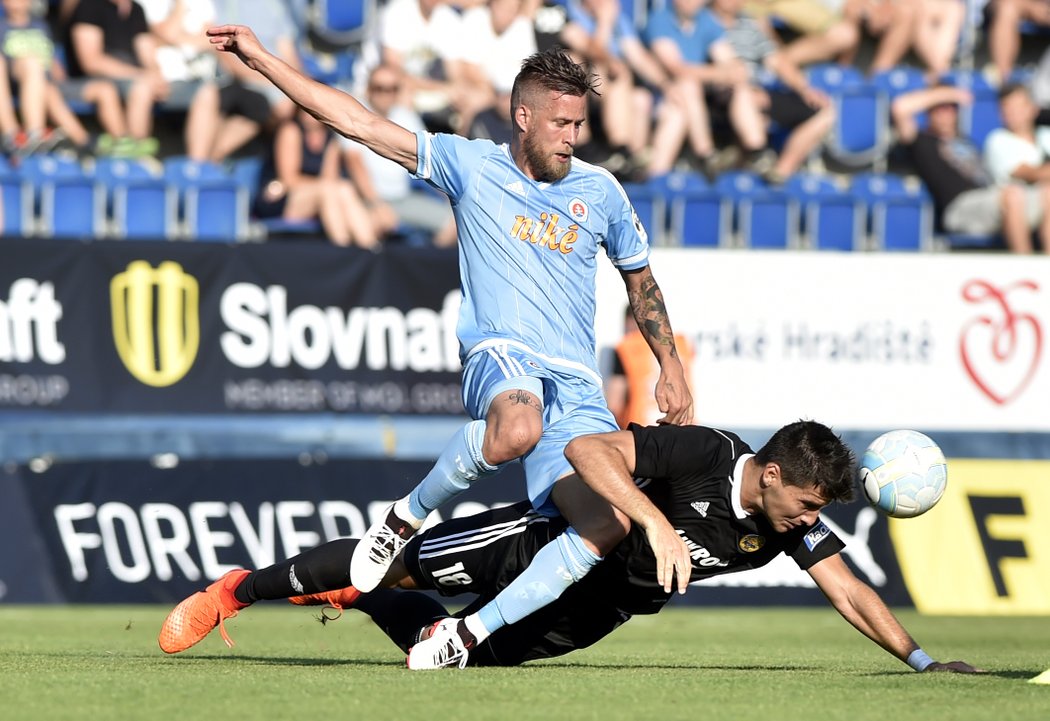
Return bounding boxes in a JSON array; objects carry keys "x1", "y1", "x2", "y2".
[
  {"x1": 654, "y1": 364, "x2": 693, "y2": 426},
  {"x1": 923, "y1": 660, "x2": 985, "y2": 674},
  {"x1": 207, "y1": 25, "x2": 267, "y2": 71},
  {"x1": 643, "y1": 518, "x2": 692, "y2": 595}
]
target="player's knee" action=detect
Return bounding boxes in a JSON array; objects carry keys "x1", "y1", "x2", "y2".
[{"x1": 483, "y1": 417, "x2": 541, "y2": 463}]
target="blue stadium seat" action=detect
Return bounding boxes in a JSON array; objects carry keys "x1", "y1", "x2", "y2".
[
  {"x1": 18, "y1": 155, "x2": 102, "y2": 238},
  {"x1": 92, "y1": 157, "x2": 161, "y2": 220},
  {"x1": 19, "y1": 154, "x2": 86, "y2": 183},
  {"x1": 873, "y1": 195, "x2": 934, "y2": 251},
  {"x1": 808, "y1": 65, "x2": 887, "y2": 167},
  {"x1": 163, "y1": 156, "x2": 228, "y2": 190},
  {"x1": 784, "y1": 175, "x2": 863, "y2": 251},
  {"x1": 738, "y1": 192, "x2": 799, "y2": 249},
  {"x1": 715, "y1": 171, "x2": 798, "y2": 248},
  {"x1": 649, "y1": 172, "x2": 726, "y2": 247},
  {"x1": 0, "y1": 169, "x2": 29, "y2": 236},
  {"x1": 93, "y1": 157, "x2": 158, "y2": 184},
  {"x1": 40, "y1": 178, "x2": 105, "y2": 239},
  {"x1": 870, "y1": 67, "x2": 928, "y2": 100},
  {"x1": 308, "y1": 0, "x2": 376, "y2": 47},
  {"x1": 258, "y1": 217, "x2": 324, "y2": 238},
  {"x1": 622, "y1": 182, "x2": 665, "y2": 245},
  {"x1": 112, "y1": 181, "x2": 177, "y2": 240},
  {"x1": 870, "y1": 67, "x2": 929, "y2": 131},
  {"x1": 229, "y1": 156, "x2": 264, "y2": 207},
  {"x1": 942, "y1": 70, "x2": 1001, "y2": 148},
  {"x1": 184, "y1": 179, "x2": 250, "y2": 242},
  {"x1": 835, "y1": 86, "x2": 888, "y2": 167},
  {"x1": 851, "y1": 172, "x2": 910, "y2": 198},
  {"x1": 806, "y1": 64, "x2": 865, "y2": 94},
  {"x1": 714, "y1": 170, "x2": 766, "y2": 243},
  {"x1": 299, "y1": 44, "x2": 356, "y2": 85},
  {"x1": 968, "y1": 88, "x2": 1002, "y2": 149},
  {"x1": 851, "y1": 174, "x2": 932, "y2": 251}
]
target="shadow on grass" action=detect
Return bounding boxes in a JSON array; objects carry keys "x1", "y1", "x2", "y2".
[
  {"x1": 153, "y1": 654, "x2": 823, "y2": 671},
  {"x1": 858, "y1": 669, "x2": 1032, "y2": 679},
  {"x1": 172, "y1": 654, "x2": 407, "y2": 667}
]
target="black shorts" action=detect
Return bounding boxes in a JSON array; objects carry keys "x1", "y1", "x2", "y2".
[
  {"x1": 404, "y1": 502, "x2": 633, "y2": 666},
  {"x1": 218, "y1": 80, "x2": 272, "y2": 125},
  {"x1": 706, "y1": 87, "x2": 818, "y2": 130}
]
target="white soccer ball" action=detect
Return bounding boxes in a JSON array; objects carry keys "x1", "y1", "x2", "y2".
[{"x1": 860, "y1": 430, "x2": 948, "y2": 518}]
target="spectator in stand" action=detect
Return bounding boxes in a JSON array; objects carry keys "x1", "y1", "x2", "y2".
[
  {"x1": 377, "y1": 0, "x2": 490, "y2": 136},
  {"x1": 984, "y1": 84, "x2": 1050, "y2": 192},
  {"x1": 911, "y1": 0, "x2": 967, "y2": 79},
  {"x1": 841, "y1": 0, "x2": 965, "y2": 79},
  {"x1": 743, "y1": 0, "x2": 859, "y2": 68},
  {"x1": 987, "y1": 0, "x2": 1050, "y2": 86},
  {"x1": 0, "y1": 0, "x2": 124, "y2": 156},
  {"x1": 560, "y1": 0, "x2": 672, "y2": 175},
  {"x1": 254, "y1": 107, "x2": 379, "y2": 249},
  {"x1": 604, "y1": 305, "x2": 695, "y2": 429},
  {"x1": 340, "y1": 63, "x2": 457, "y2": 247},
  {"x1": 706, "y1": 0, "x2": 835, "y2": 184},
  {"x1": 646, "y1": 0, "x2": 767, "y2": 176},
  {"x1": 65, "y1": 0, "x2": 168, "y2": 157},
  {"x1": 183, "y1": 0, "x2": 298, "y2": 162},
  {"x1": 458, "y1": 0, "x2": 539, "y2": 143},
  {"x1": 892, "y1": 84, "x2": 1050, "y2": 254},
  {"x1": 139, "y1": 0, "x2": 218, "y2": 107}
]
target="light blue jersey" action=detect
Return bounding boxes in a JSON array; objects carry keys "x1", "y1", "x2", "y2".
[{"x1": 414, "y1": 131, "x2": 650, "y2": 386}]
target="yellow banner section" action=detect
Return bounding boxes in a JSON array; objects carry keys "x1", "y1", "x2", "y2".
[{"x1": 890, "y1": 459, "x2": 1050, "y2": 615}]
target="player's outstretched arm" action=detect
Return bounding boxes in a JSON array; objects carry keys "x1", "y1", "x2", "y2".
[
  {"x1": 621, "y1": 266, "x2": 693, "y2": 425},
  {"x1": 808, "y1": 554, "x2": 983, "y2": 673},
  {"x1": 565, "y1": 431, "x2": 692, "y2": 594},
  {"x1": 207, "y1": 25, "x2": 417, "y2": 172}
]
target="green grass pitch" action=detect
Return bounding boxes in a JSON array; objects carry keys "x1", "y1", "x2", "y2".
[{"x1": 1, "y1": 605, "x2": 1047, "y2": 721}]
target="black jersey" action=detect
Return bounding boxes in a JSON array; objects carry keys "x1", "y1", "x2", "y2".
[
  {"x1": 405, "y1": 423, "x2": 847, "y2": 664},
  {"x1": 589, "y1": 424, "x2": 845, "y2": 614}
]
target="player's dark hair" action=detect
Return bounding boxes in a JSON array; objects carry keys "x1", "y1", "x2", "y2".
[
  {"x1": 511, "y1": 47, "x2": 599, "y2": 110},
  {"x1": 755, "y1": 420, "x2": 856, "y2": 503}
]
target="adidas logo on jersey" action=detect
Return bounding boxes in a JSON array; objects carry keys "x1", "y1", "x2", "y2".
[
  {"x1": 504, "y1": 180, "x2": 525, "y2": 196},
  {"x1": 691, "y1": 501, "x2": 710, "y2": 517}
]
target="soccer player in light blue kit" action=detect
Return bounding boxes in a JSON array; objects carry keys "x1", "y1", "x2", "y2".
[{"x1": 208, "y1": 26, "x2": 694, "y2": 670}]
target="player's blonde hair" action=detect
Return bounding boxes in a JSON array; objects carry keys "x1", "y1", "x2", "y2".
[{"x1": 510, "y1": 47, "x2": 599, "y2": 111}]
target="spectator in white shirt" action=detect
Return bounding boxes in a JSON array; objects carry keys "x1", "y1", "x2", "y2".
[{"x1": 341, "y1": 63, "x2": 457, "y2": 247}]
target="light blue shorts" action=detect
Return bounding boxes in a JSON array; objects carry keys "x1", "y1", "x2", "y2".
[{"x1": 462, "y1": 343, "x2": 618, "y2": 516}]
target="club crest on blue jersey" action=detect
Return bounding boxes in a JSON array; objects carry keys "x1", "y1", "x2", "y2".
[
  {"x1": 738, "y1": 534, "x2": 765, "y2": 552},
  {"x1": 804, "y1": 522, "x2": 831, "y2": 551},
  {"x1": 568, "y1": 197, "x2": 589, "y2": 223}
]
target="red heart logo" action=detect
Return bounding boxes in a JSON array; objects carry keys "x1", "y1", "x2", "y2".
[{"x1": 959, "y1": 280, "x2": 1042, "y2": 405}]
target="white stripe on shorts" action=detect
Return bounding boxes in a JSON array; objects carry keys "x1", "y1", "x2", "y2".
[
  {"x1": 417, "y1": 512, "x2": 548, "y2": 560},
  {"x1": 486, "y1": 345, "x2": 527, "y2": 380}
]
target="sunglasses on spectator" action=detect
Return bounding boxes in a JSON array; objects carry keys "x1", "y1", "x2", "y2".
[{"x1": 369, "y1": 84, "x2": 401, "y2": 93}]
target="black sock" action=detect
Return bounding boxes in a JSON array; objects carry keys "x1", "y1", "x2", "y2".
[
  {"x1": 234, "y1": 538, "x2": 358, "y2": 604},
  {"x1": 355, "y1": 588, "x2": 449, "y2": 653}
]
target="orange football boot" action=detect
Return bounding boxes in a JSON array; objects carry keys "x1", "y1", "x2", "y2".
[
  {"x1": 288, "y1": 586, "x2": 361, "y2": 621},
  {"x1": 158, "y1": 569, "x2": 251, "y2": 654}
]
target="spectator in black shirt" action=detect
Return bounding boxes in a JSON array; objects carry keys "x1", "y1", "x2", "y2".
[
  {"x1": 892, "y1": 84, "x2": 1050, "y2": 253},
  {"x1": 66, "y1": 0, "x2": 167, "y2": 157}
]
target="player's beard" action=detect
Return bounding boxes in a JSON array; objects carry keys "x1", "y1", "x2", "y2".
[{"x1": 523, "y1": 131, "x2": 571, "y2": 183}]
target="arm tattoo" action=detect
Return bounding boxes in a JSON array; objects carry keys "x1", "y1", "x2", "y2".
[
  {"x1": 508, "y1": 389, "x2": 542, "y2": 411},
  {"x1": 628, "y1": 270, "x2": 677, "y2": 353}
]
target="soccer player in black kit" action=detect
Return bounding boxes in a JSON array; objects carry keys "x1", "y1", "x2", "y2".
[{"x1": 159, "y1": 421, "x2": 980, "y2": 673}]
